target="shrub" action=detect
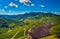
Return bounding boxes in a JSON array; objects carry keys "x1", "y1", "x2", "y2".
[{"x1": 50, "y1": 25, "x2": 60, "y2": 37}]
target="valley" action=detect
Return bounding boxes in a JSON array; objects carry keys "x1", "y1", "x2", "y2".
[{"x1": 0, "y1": 12, "x2": 60, "y2": 39}]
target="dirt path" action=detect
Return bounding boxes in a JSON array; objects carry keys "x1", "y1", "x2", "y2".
[{"x1": 11, "y1": 31, "x2": 20, "y2": 39}]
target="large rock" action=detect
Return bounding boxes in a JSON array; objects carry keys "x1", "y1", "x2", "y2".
[{"x1": 27, "y1": 22, "x2": 54, "y2": 39}]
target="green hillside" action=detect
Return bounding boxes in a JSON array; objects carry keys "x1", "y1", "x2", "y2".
[{"x1": 0, "y1": 12, "x2": 60, "y2": 39}]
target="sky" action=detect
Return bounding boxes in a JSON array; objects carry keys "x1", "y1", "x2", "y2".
[{"x1": 0, "y1": 0, "x2": 60, "y2": 15}]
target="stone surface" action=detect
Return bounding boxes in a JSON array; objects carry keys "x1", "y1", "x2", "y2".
[{"x1": 27, "y1": 22, "x2": 53, "y2": 39}]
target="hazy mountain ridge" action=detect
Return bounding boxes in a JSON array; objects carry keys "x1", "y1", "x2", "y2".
[{"x1": 0, "y1": 12, "x2": 60, "y2": 20}]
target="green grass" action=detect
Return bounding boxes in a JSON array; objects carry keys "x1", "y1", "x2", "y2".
[
  {"x1": 0, "y1": 13, "x2": 60, "y2": 39},
  {"x1": 0, "y1": 27, "x2": 23, "y2": 39},
  {"x1": 39, "y1": 35, "x2": 58, "y2": 39},
  {"x1": 0, "y1": 28, "x2": 9, "y2": 34}
]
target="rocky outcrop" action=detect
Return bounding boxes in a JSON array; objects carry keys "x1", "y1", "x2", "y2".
[{"x1": 27, "y1": 22, "x2": 54, "y2": 39}]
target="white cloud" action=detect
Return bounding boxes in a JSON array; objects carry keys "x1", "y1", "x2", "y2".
[
  {"x1": 8, "y1": 2, "x2": 18, "y2": 8},
  {"x1": 31, "y1": 4, "x2": 35, "y2": 6},
  {"x1": 19, "y1": 0, "x2": 34, "y2": 6},
  {"x1": 9, "y1": 2, "x2": 14, "y2": 6},
  {"x1": 40, "y1": 5, "x2": 45, "y2": 7},
  {"x1": 15, "y1": 4, "x2": 18, "y2": 8},
  {"x1": 54, "y1": 12, "x2": 58, "y2": 14},
  {"x1": 5, "y1": 6, "x2": 8, "y2": 8},
  {"x1": 19, "y1": 0, "x2": 30, "y2": 3},
  {"x1": 0, "y1": 9, "x2": 5, "y2": 13}
]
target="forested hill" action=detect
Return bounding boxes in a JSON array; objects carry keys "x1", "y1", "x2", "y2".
[
  {"x1": 0, "y1": 12, "x2": 60, "y2": 39},
  {"x1": 0, "y1": 12, "x2": 60, "y2": 20}
]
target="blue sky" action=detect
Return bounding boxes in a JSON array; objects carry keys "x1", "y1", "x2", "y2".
[{"x1": 0, "y1": 0, "x2": 60, "y2": 15}]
